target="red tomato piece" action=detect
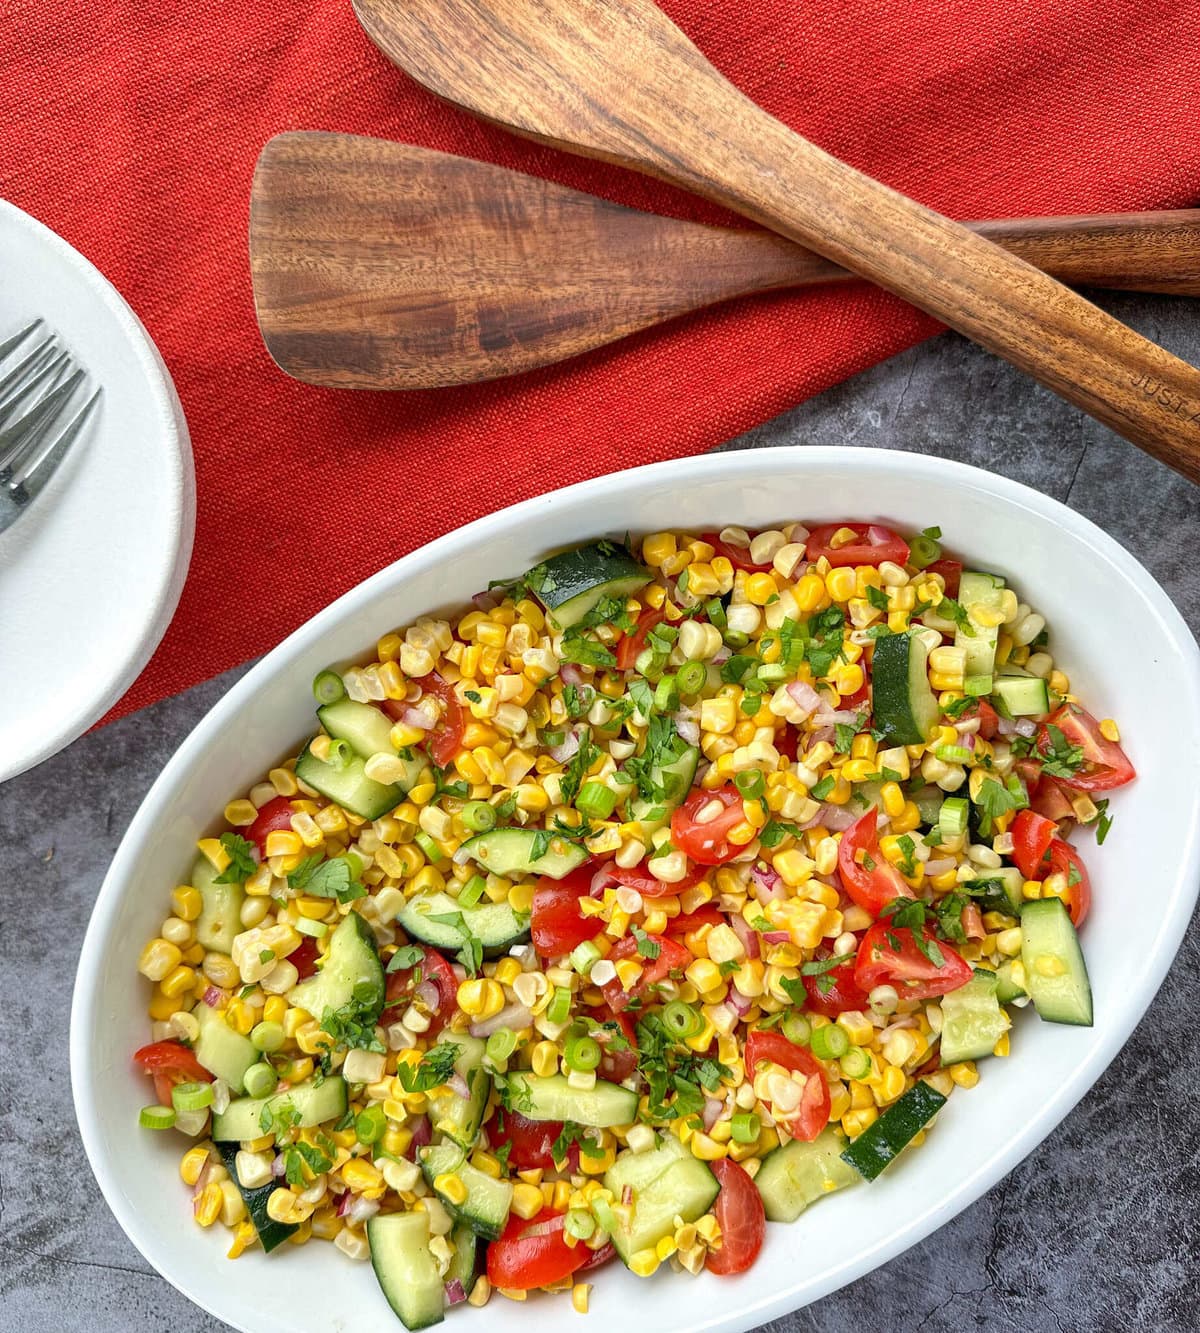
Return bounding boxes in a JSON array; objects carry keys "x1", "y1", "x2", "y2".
[
  {"x1": 382, "y1": 945, "x2": 458, "y2": 1034},
  {"x1": 607, "y1": 861, "x2": 707, "y2": 899},
  {"x1": 134, "y1": 1041, "x2": 214, "y2": 1107},
  {"x1": 924, "y1": 558, "x2": 962, "y2": 597},
  {"x1": 615, "y1": 607, "x2": 666, "y2": 671},
  {"x1": 706, "y1": 1158, "x2": 766, "y2": 1275},
  {"x1": 800, "y1": 953, "x2": 870, "y2": 1017},
  {"x1": 577, "y1": 1241, "x2": 617, "y2": 1274},
  {"x1": 664, "y1": 905, "x2": 725, "y2": 935},
  {"x1": 586, "y1": 1004, "x2": 640, "y2": 1082},
  {"x1": 774, "y1": 724, "x2": 800, "y2": 762},
  {"x1": 699, "y1": 532, "x2": 773, "y2": 574},
  {"x1": 488, "y1": 1108, "x2": 579, "y2": 1173},
  {"x1": 1030, "y1": 775, "x2": 1076, "y2": 823},
  {"x1": 837, "y1": 808, "x2": 912, "y2": 916},
  {"x1": 670, "y1": 786, "x2": 745, "y2": 866},
  {"x1": 961, "y1": 902, "x2": 986, "y2": 939},
  {"x1": 417, "y1": 674, "x2": 466, "y2": 769},
  {"x1": 1038, "y1": 705, "x2": 1135, "y2": 792},
  {"x1": 531, "y1": 864, "x2": 602, "y2": 958},
  {"x1": 289, "y1": 935, "x2": 321, "y2": 980},
  {"x1": 1045, "y1": 838, "x2": 1092, "y2": 928},
  {"x1": 486, "y1": 1209, "x2": 586, "y2": 1291},
  {"x1": 805, "y1": 522, "x2": 910, "y2": 569},
  {"x1": 601, "y1": 935, "x2": 692, "y2": 1013},
  {"x1": 854, "y1": 923, "x2": 972, "y2": 1000},
  {"x1": 743, "y1": 1030, "x2": 830, "y2": 1142},
  {"x1": 245, "y1": 796, "x2": 293, "y2": 856},
  {"x1": 1011, "y1": 809, "x2": 1057, "y2": 879}
]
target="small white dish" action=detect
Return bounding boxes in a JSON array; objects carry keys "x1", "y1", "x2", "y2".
[
  {"x1": 72, "y1": 447, "x2": 1200, "y2": 1333},
  {"x1": 0, "y1": 199, "x2": 193, "y2": 783}
]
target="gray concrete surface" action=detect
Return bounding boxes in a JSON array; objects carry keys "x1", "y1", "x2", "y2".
[{"x1": 2, "y1": 289, "x2": 1197, "y2": 1332}]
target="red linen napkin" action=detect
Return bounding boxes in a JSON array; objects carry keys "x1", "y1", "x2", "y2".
[{"x1": 3, "y1": 0, "x2": 1197, "y2": 722}]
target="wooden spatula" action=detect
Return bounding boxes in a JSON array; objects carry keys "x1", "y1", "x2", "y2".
[
  {"x1": 350, "y1": 0, "x2": 1200, "y2": 483},
  {"x1": 250, "y1": 132, "x2": 1200, "y2": 392}
]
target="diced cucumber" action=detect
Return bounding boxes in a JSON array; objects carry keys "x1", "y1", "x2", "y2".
[
  {"x1": 1021, "y1": 898, "x2": 1093, "y2": 1026},
  {"x1": 289, "y1": 911, "x2": 385, "y2": 1025},
  {"x1": 193, "y1": 1002, "x2": 260, "y2": 1093},
  {"x1": 397, "y1": 891, "x2": 530, "y2": 958},
  {"x1": 426, "y1": 1034, "x2": 491, "y2": 1150},
  {"x1": 840, "y1": 1081, "x2": 947, "y2": 1180},
  {"x1": 753, "y1": 1127, "x2": 859, "y2": 1223},
  {"x1": 963, "y1": 866, "x2": 1024, "y2": 917},
  {"x1": 212, "y1": 1076, "x2": 348, "y2": 1143},
  {"x1": 911, "y1": 786, "x2": 945, "y2": 829},
  {"x1": 628, "y1": 744, "x2": 699, "y2": 834},
  {"x1": 318, "y1": 699, "x2": 426, "y2": 790},
  {"x1": 995, "y1": 959, "x2": 1027, "y2": 1003},
  {"x1": 504, "y1": 1073, "x2": 639, "y2": 1128},
  {"x1": 604, "y1": 1137, "x2": 718, "y2": 1265},
  {"x1": 191, "y1": 855, "x2": 244, "y2": 955},
  {"x1": 939, "y1": 968, "x2": 1008, "y2": 1064},
  {"x1": 456, "y1": 827, "x2": 588, "y2": 880},
  {"x1": 421, "y1": 1143, "x2": 513, "y2": 1241},
  {"x1": 368, "y1": 1211, "x2": 445, "y2": 1331},
  {"x1": 993, "y1": 675, "x2": 1050, "y2": 717},
  {"x1": 216, "y1": 1143, "x2": 296, "y2": 1252},
  {"x1": 295, "y1": 741, "x2": 407, "y2": 821},
  {"x1": 526, "y1": 542, "x2": 651, "y2": 631},
  {"x1": 446, "y1": 1222, "x2": 479, "y2": 1297},
  {"x1": 871, "y1": 631, "x2": 940, "y2": 746},
  {"x1": 956, "y1": 572, "x2": 1006, "y2": 678}
]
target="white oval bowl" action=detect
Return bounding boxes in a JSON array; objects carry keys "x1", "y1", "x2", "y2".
[{"x1": 72, "y1": 446, "x2": 1200, "y2": 1333}]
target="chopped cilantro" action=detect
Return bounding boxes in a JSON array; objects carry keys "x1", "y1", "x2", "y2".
[
  {"x1": 799, "y1": 954, "x2": 847, "y2": 996},
  {"x1": 386, "y1": 944, "x2": 425, "y2": 973},
  {"x1": 937, "y1": 596, "x2": 976, "y2": 637},
  {"x1": 426, "y1": 909, "x2": 484, "y2": 976},
  {"x1": 214, "y1": 833, "x2": 257, "y2": 884},
  {"x1": 809, "y1": 775, "x2": 835, "y2": 801},
  {"x1": 834, "y1": 724, "x2": 856, "y2": 754},
  {"x1": 631, "y1": 925, "x2": 661, "y2": 960},
  {"x1": 760, "y1": 820, "x2": 804, "y2": 848},
  {"x1": 395, "y1": 1043, "x2": 460, "y2": 1094},
  {"x1": 288, "y1": 853, "x2": 367, "y2": 904},
  {"x1": 866, "y1": 585, "x2": 889, "y2": 611},
  {"x1": 1039, "y1": 725, "x2": 1085, "y2": 779}
]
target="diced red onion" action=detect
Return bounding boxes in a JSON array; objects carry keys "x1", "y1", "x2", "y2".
[
  {"x1": 762, "y1": 930, "x2": 791, "y2": 945},
  {"x1": 785, "y1": 680, "x2": 821, "y2": 718},
  {"x1": 527, "y1": 1213, "x2": 569, "y2": 1238},
  {"x1": 621, "y1": 1185, "x2": 633, "y2": 1207},
  {"x1": 955, "y1": 716, "x2": 982, "y2": 735},
  {"x1": 451, "y1": 963, "x2": 468, "y2": 983},
  {"x1": 413, "y1": 980, "x2": 441, "y2": 1012},
  {"x1": 272, "y1": 1154, "x2": 289, "y2": 1179},
  {"x1": 878, "y1": 1016, "x2": 918, "y2": 1039},
  {"x1": 702, "y1": 1097, "x2": 724, "y2": 1131},
  {"x1": 674, "y1": 715, "x2": 700, "y2": 746},
  {"x1": 1014, "y1": 718, "x2": 1037, "y2": 737},
  {"x1": 559, "y1": 664, "x2": 585, "y2": 687},
  {"x1": 445, "y1": 1280, "x2": 468, "y2": 1307},
  {"x1": 751, "y1": 866, "x2": 785, "y2": 904},
  {"x1": 790, "y1": 523, "x2": 811, "y2": 542},
  {"x1": 806, "y1": 725, "x2": 836, "y2": 748},
  {"x1": 590, "y1": 861, "x2": 617, "y2": 896},
  {"x1": 344, "y1": 1195, "x2": 381, "y2": 1227},
  {"x1": 472, "y1": 590, "x2": 500, "y2": 612},
  {"x1": 996, "y1": 715, "x2": 1017, "y2": 736},
  {"x1": 817, "y1": 803, "x2": 859, "y2": 832},
  {"x1": 202, "y1": 986, "x2": 224, "y2": 1009},
  {"x1": 402, "y1": 704, "x2": 437, "y2": 731},
  {"x1": 446, "y1": 1072, "x2": 471, "y2": 1100},
  {"x1": 728, "y1": 988, "x2": 754, "y2": 1018},
  {"x1": 548, "y1": 728, "x2": 582, "y2": 763},
  {"x1": 962, "y1": 731, "x2": 977, "y2": 751},
  {"x1": 405, "y1": 1115, "x2": 432, "y2": 1159},
  {"x1": 470, "y1": 1002, "x2": 533, "y2": 1038},
  {"x1": 865, "y1": 525, "x2": 894, "y2": 547},
  {"x1": 192, "y1": 1159, "x2": 214, "y2": 1197},
  {"x1": 730, "y1": 913, "x2": 761, "y2": 958},
  {"x1": 711, "y1": 645, "x2": 731, "y2": 666},
  {"x1": 813, "y1": 709, "x2": 860, "y2": 727}
]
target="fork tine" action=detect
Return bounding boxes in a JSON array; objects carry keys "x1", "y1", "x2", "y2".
[
  {"x1": 0, "y1": 319, "x2": 43, "y2": 364},
  {"x1": 0, "y1": 349, "x2": 72, "y2": 421},
  {"x1": 6, "y1": 386, "x2": 101, "y2": 500},
  {"x1": 0, "y1": 370, "x2": 86, "y2": 475},
  {"x1": 0, "y1": 336, "x2": 60, "y2": 411}
]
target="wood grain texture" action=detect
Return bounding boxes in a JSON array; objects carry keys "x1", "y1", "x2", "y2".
[
  {"x1": 351, "y1": 0, "x2": 1200, "y2": 482},
  {"x1": 250, "y1": 132, "x2": 1200, "y2": 389}
]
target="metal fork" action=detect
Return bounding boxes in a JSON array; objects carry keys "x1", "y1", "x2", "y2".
[{"x1": 0, "y1": 319, "x2": 101, "y2": 536}]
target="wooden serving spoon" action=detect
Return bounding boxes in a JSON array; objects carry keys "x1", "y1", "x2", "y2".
[
  {"x1": 250, "y1": 132, "x2": 1200, "y2": 392},
  {"x1": 351, "y1": 0, "x2": 1200, "y2": 482}
]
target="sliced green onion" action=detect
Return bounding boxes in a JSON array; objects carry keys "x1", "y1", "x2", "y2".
[
  {"x1": 933, "y1": 744, "x2": 973, "y2": 764},
  {"x1": 414, "y1": 832, "x2": 446, "y2": 865},
  {"x1": 705, "y1": 599, "x2": 728, "y2": 631},
  {"x1": 576, "y1": 782, "x2": 617, "y2": 820},
  {"x1": 730, "y1": 1112, "x2": 761, "y2": 1144},
  {"x1": 660, "y1": 1000, "x2": 704, "y2": 1040},
  {"x1": 809, "y1": 1023, "x2": 850, "y2": 1060},
  {"x1": 243, "y1": 1063, "x2": 279, "y2": 1099},
  {"x1": 781, "y1": 1012, "x2": 811, "y2": 1047},
  {"x1": 723, "y1": 630, "x2": 750, "y2": 650},
  {"x1": 461, "y1": 800, "x2": 497, "y2": 833},
  {"x1": 963, "y1": 674, "x2": 993, "y2": 697},
  {"x1": 295, "y1": 916, "x2": 328, "y2": 939},
  {"x1": 546, "y1": 986, "x2": 573, "y2": 1025},
  {"x1": 312, "y1": 670, "x2": 347, "y2": 705},
  {"x1": 540, "y1": 728, "x2": 567, "y2": 749},
  {"x1": 171, "y1": 1081, "x2": 214, "y2": 1113},
  {"x1": 356, "y1": 1105, "x2": 387, "y2": 1146},
  {"x1": 675, "y1": 660, "x2": 708, "y2": 695},
  {"x1": 139, "y1": 1104, "x2": 177, "y2": 1130},
  {"x1": 756, "y1": 663, "x2": 787, "y2": 683},
  {"x1": 634, "y1": 647, "x2": 666, "y2": 680},
  {"x1": 251, "y1": 1020, "x2": 285, "y2": 1054},
  {"x1": 564, "y1": 1208, "x2": 596, "y2": 1240},
  {"x1": 734, "y1": 769, "x2": 765, "y2": 800},
  {"x1": 564, "y1": 1034, "x2": 601, "y2": 1072},
  {"x1": 459, "y1": 874, "x2": 486, "y2": 908},
  {"x1": 486, "y1": 1027, "x2": 518, "y2": 1064},
  {"x1": 653, "y1": 675, "x2": 679, "y2": 713},
  {"x1": 840, "y1": 1047, "x2": 872, "y2": 1080},
  {"x1": 326, "y1": 738, "x2": 355, "y2": 771},
  {"x1": 570, "y1": 939, "x2": 603, "y2": 976},
  {"x1": 909, "y1": 533, "x2": 942, "y2": 569}
]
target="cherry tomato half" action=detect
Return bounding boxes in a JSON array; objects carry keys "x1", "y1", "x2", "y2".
[
  {"x1": 1045, "y1": 838, "x2": 1092, "y2": 928},
  {"x1": 607, "y1": 862, "x2": 707, "y2": 899},
  {"x1": 1038, "y1": 705, "x2": 1135, "y2": 792},
  {"x1": 671, "y1": 786, "x2": 745, "y2": 866},
  {"x1": 245, "y1": 796, "x2": 293, "y2": 856},
  {"x1": 382, "y1": 945, "x2": 458, "y2": 1034},
  {"x1": 706, "y1": 1158, "x2": 766, "y2": 1275},
  {"x1": 800, "y1": 952, "x2": 870, "y2": 1017},
  {"x1": 837, "y1": 808, "x2": 912, "y2": 916},
  {"x1": 601, "y1": 935, "x2": 692, "y2": 1013},
  {"x1": 854, "y1": 923, "x2": 972, "y2": 1000},
  {"x1": 924, "y1": 558, "x2": 963, "y2": 597},
  {"x1": 486, "y1": 1209, "x2": 586, "y2": 1291},
  {"x1": 531, "y1": 863, "x2": 602, "y2": 958},
  {"x1": 699, "y1": 533, "x2": 773, "y2": 574},
  {"x1": 133, "y1": 1041, "x2": 214, "y2": 1107},
  {"x1": 743, "y1": 1030, "x2": 830, "y2": 1142},
  {"x1": 586, "y1": 1004, "x2": 640, "y2": 1082},
  {"x1": 616, "y1": 607, "x2": 666, "y2": 671},
  {"x1": 488, "y1": 1108, "x2": 579, "y2": 1173},
  {"x1": 805, "y1": 522, "x2": 910, "y2": 569},
  {"x1": 1011, "y1": 809, "x2": 1057, "y2": 879}
]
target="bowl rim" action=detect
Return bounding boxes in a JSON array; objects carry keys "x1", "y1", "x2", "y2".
[{"x1": 71, "y1": 444, "x2": 1200, "y2": 1333}]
